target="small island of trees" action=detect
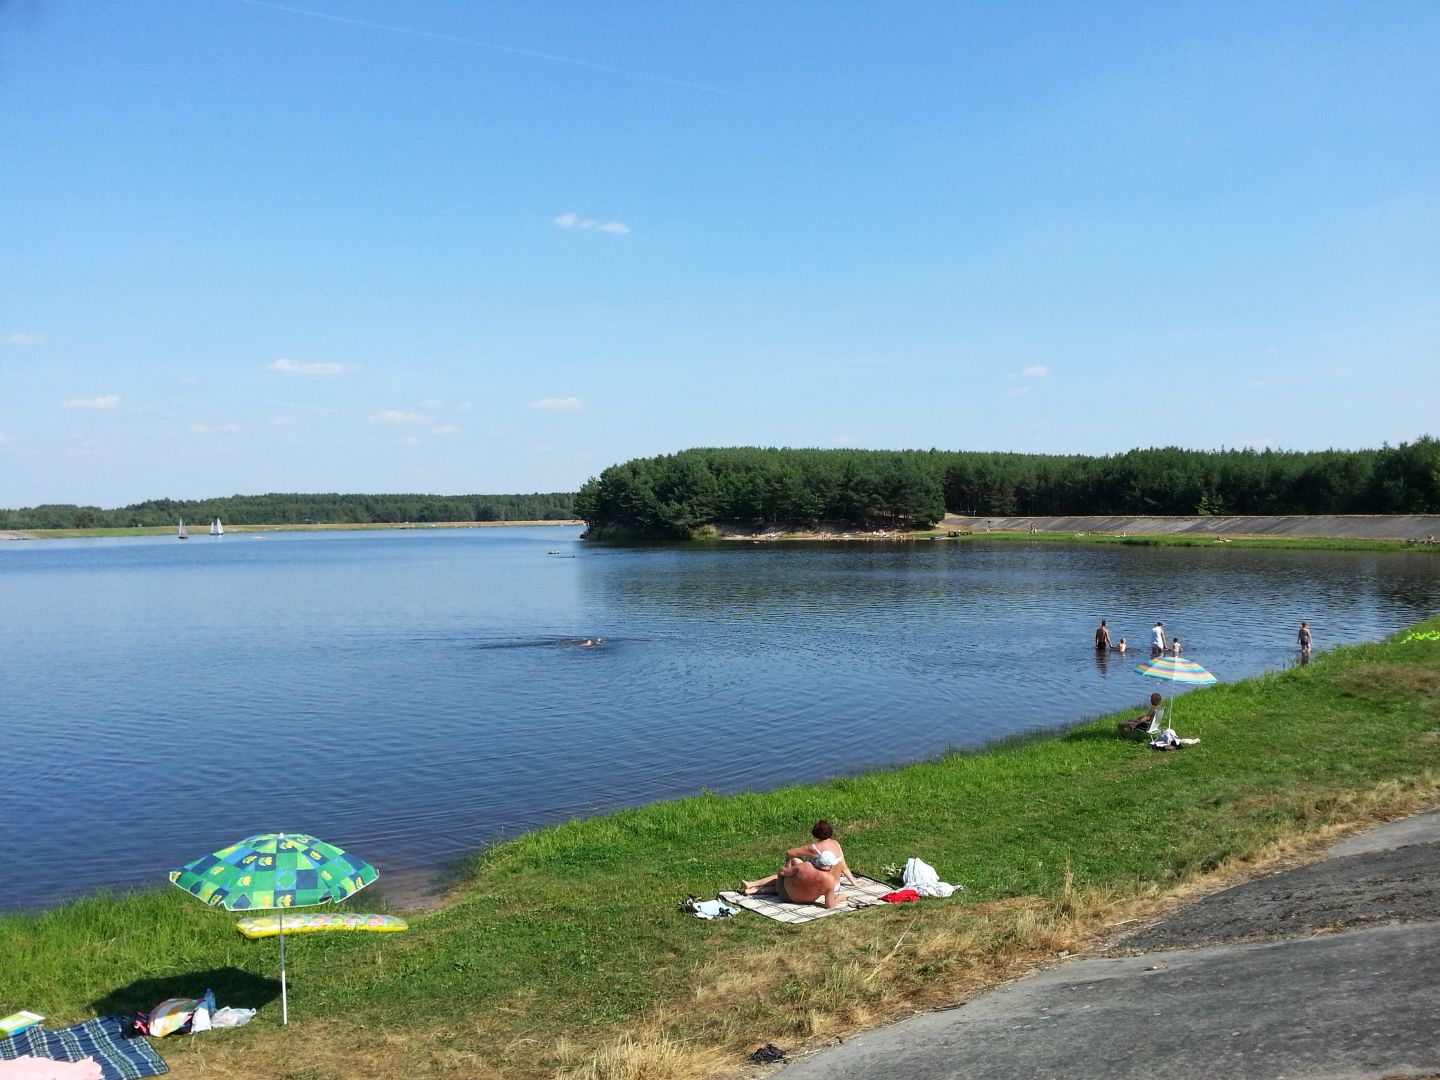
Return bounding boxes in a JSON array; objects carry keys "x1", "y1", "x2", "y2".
[{"x1": 574, "y1": 439, "x2": 1440, "y2": 539}]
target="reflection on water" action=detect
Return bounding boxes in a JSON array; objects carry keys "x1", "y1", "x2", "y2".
[{"x1": 0, "y1": 530, "x2": 1435, "y2": 912}]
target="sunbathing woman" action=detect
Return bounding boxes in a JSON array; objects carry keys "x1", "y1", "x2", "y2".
[
  {"x1": 742, "y1": 857, "x2": 847, "y2": 908},
  {"x1": 742, "y1": 820, "x2": 855, "y2": 896}
]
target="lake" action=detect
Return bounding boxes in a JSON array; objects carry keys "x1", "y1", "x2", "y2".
[{"x1": 2, "y1": 527, "x2": 1436, "y2": 913}]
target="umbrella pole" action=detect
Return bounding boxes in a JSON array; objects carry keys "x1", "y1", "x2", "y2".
[{"x1": 279, "y1": 905, "x2": 288, "y2": 1025}]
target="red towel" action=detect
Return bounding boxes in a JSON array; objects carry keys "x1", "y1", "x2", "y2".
[{"x1": 880, "y1": 888, "x2": 920, "y2": 903}]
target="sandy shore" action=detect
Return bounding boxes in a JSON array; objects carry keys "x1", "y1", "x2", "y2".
[{"x1": 705, "y1": 513, "x2": 1440, "y2": 543}]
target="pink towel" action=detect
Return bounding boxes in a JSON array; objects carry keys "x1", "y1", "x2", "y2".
[{"x1": 0, "y1": 1056, "x2": 104, "y2": 1080}]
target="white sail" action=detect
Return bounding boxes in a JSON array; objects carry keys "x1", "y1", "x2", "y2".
[
  {"x1": 210, "y1": 518, "x2": 224, "y2": 536},
  {"x1": 178, "y1": 519, "x2": 188, "y2": 540}
]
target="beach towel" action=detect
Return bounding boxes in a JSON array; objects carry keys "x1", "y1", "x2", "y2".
[
  {"x1": 0, "y1": 1017, "x2": 167, "y2": 1080},
  {"x1": 0, "y1": 1056, "x2": 103, "y2": 1078},
  {"x1": 718, "y1": 874, "x2": 893, "y2": 924}
]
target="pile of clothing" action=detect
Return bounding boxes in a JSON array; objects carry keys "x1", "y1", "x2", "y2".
[
  {"x1": 881, "y1": 858, "x2": 963, "y2": 903},
  {"x1": 131, "y1": 991, "x2": 254, "y2": 1039}
]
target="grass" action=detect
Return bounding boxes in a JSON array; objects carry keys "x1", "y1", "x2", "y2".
[{"x1": 3, "y1": 620, "x2": 1439, "y2": 1078}]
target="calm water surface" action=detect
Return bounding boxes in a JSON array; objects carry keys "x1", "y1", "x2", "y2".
[{"x1": 2, "y1": 528, "x2": 1436, "y2": 912}]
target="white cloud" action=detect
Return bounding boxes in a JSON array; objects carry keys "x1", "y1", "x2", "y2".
[
  {"x1": 372, "y1": 409, "x2": 426, "y2": 424},
  {"x1": 188, "y1": 422, "x2": 241, "y2": 434},
  {"x1": 419, "y1": 397, "x2": 445, "y2": 408},
  {"x1": 529, "y1": 396, "x2": 583, "y2": 412},
  {"x1": 5, "y1": 332, "x2": 46, "y2": 346},
  {"x1": 832, "y1": 436, "x2": 859, "y2": 446},
  {"x1": 400, "y1": 436, "x2": 421, "y2": 445},
  {"x1": 1007, "y1": 364, "x2": 1050, "y2": 379},
  {"x1": 267, "y1": 358, "x2": 350, "y2": 375},
  {"x1": 1004, "y1": 386, "x2": 1032, "y2": 397},
  {"x1": 0, "y1": 431, "x2": 9, "y2": 443},
  {"x1": 432, "y1": 424, "x2": 459, "y2": 434},
  {"x1": 179, "y1": 375, "x2": 201, "y2": 386},
  {"x1": 60, "y1": 395, "x2": 119, "y2": 410},
  {"x1": 553, "y1": 212, "x2": 630, "y2": 235}
]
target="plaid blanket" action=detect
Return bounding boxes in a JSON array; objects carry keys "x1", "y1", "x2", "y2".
[
  {"x1": 0, "y1": 1017, "x2": 167, "y2": 1080},
  {"x1": 719, "y1": 874, "x2": 895, "y2": 924}
]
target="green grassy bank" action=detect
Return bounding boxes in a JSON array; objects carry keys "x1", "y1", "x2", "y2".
[{"x1": 3, "y1": 621, "x2": 1439, "y2": 1079}]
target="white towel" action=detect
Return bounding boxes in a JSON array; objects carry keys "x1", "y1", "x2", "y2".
[{"x1": 902, "y1": 857, "x2": 960, "y2": 898}]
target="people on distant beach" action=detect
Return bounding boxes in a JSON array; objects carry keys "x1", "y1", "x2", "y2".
[
  {"x1": 1151, "y1": 622, "x2": 1166, "y2": 657},
  {"x1": 1170, "y1": 637, "x2": 1183, "y2": 657},
  {"x1": 1298, "y1": 621, "x2": 1312, "y2": 654},
  {"x1": 1095, "y1": 620, "x2": 1112, "y2": 651},
  {"x1": 742, "y1": 820, "x2": 855, "y2": 903},
  {"x1": 1118, "y1": 693, "x2": 1164, "y2": 737}
]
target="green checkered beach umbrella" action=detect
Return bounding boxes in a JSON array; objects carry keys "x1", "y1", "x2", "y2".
[{"x1": 169, "y1": 832, "x2": 378, "y2": 1025}]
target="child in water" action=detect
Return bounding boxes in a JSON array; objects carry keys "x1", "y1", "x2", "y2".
[{"x1": 1111, "y1": 637, "x2": 1127, "y2": 654}]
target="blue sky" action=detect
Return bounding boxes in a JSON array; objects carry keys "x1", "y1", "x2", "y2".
[{"x1": 2, "y1": 0, "x2": 1437, "y2": 507}]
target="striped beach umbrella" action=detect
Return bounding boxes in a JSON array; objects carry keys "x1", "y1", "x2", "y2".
[
  {"x1": 1133, "y1": 656, "x2": 1218, "y2": 735},
  {"x1": 1132, "y1": 656, "x2": 1219, "y2": 686},
  {"x1": 170, "y1": 832, "x2": 378, "y2": 1025}
]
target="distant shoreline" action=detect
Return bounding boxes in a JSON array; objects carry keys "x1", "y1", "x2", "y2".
[
  {"x1": 690, "y1": 512, "x2": 1440, "y2": 547},
  {"x1": 0, "y1": 520, "x2": 584, "y2": 541},
  {"x1": 8, "y1": 514, "x2": 1440, "y2": 548}
]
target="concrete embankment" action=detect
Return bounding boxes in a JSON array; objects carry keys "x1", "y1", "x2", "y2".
[{"x1": 946, "y1": 513, "x2": 1440, "y2": 541}]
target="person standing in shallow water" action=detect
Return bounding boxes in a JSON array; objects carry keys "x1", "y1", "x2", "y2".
[
  {"x1": 1095, "y1": 620, "x2": 1112, "y2": 651},
  {"x1": 1298, "y1": 621, "x2": 1312, "y2": 654},
  {"x1": 1151, "y1": 621, "x2": 1166, "y2": 658}
]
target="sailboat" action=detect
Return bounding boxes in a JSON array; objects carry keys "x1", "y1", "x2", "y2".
[
  {"x1": 177, "y1": 519, "x2": 189, "y2": 540},
  {"x1": 210, "y1": 518, "x2": 224, "y2": 537}
]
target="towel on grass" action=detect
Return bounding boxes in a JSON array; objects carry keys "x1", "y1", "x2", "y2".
[
  {"x1": 902, "y1": 857, "x2": 961, "y2": 898},
  {"x1": 718, "y1": 874, "x2": 893, "y2": 924},
  {"x1": 0, "y1": 1055, "x2": 104, "y2": 1078},
  {"x1": 0, "y1": 1017, "x2": 167, "y2": 1080}
]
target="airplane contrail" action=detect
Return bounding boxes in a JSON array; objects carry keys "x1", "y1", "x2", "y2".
[{"x1": 224, "y1": 0, "x2": 751, "y2": 99}]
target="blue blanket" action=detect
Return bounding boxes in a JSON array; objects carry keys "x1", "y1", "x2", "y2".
[{"x1": 0, "y1": 1016, "x2": 167, "y2": 1080}]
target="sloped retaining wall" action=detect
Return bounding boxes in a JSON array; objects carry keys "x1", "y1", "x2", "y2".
[{"x1": 950, "y1": 514, "x2": 1440, "y2": 541}]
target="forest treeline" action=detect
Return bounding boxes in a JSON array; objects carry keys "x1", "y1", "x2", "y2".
[
  {"x1": 575, "y1": 439, "x2": 1440, "y2": 538},
  {"x1": 0, "y1": 492, "x2": 577, "y2": 530}
]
